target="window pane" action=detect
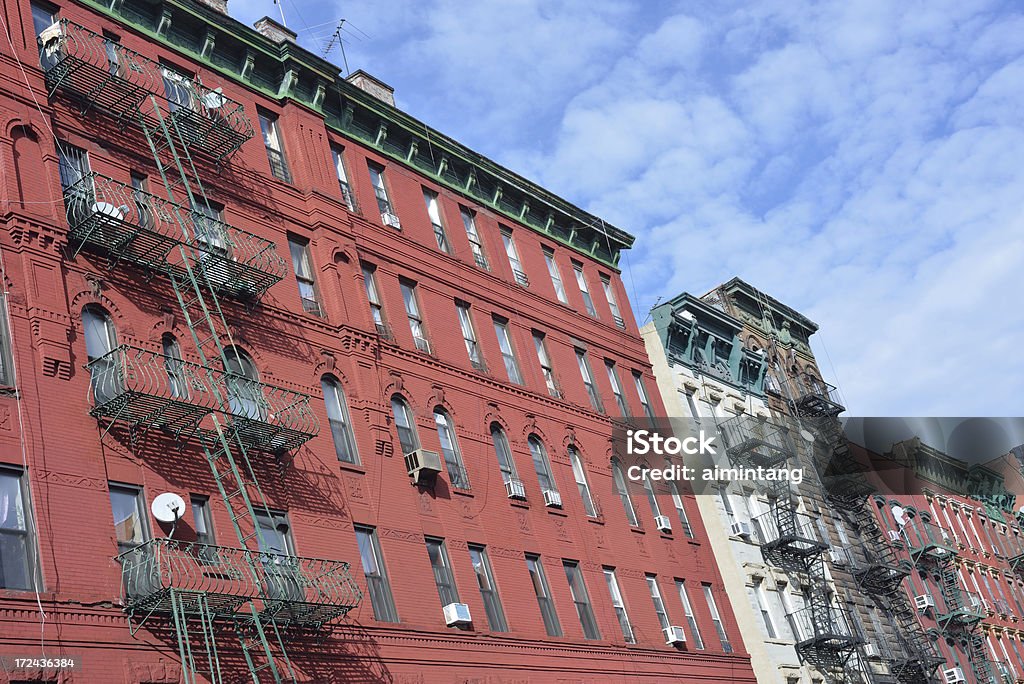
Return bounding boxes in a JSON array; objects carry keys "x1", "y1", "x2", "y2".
[
  {"x1": 391, "y1": 397, "x2": 417, "y2": 455},
  {"x1": 526, "y1": 555, "x2": 562, "y2": 636},
  {"x1": 563, "y1": 561, "x2": 600, "y2": 640},
  {"x1": 470, "y1": 545, "x2": 507, "y2": 631},
  {"x1": 355, "y1": 526, "x2": 398, "y2": 622},
  {"x1": 109, "y1": 485, "x2": 145, "y2": 551},
  {"x1": 0, "y1": 470, "x2": 32, "y2": 589},
  {"x1": 435, "y1": 410, "x2": 469, "y2": 489},
  {"x1": 528, "y1": 437, "x2": 555, "y2": 492},
  {"x1": 426, "y1": 538, "x2": 460, "y2": 606},
  {"x1": 491, "y1": 425, "x2": 516, "y2": 483},
  {"x1": 322, "y1": 378, "x2": 357, "y2": 463}
]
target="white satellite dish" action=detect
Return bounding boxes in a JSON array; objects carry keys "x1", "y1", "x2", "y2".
[
  {"x1": 800, "y1": 429, "x2": 815, "y2": 443},
  {"x1": 151, "y1": 492, "x2": 187, "y2": 523}
]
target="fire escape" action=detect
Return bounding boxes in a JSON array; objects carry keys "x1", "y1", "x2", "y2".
[
  {"x1": 718, "y1": 415, "x2": 861, "y2": 682},
  {"x1": 44, "y1": 20, "x2": 361, "y2": 682},
  {"x1": 793, "y1": 382, "x2": 944, "y2": 684}
]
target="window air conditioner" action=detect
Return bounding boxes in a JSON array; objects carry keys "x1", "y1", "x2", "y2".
[
  {"x1": 443, "y1": 602, "x2": 472, "y2": 626},
  {"x1": 505, "y1": 479, "x2": 527, "y2": 500},
  {"x1": 730, "y1": 520, "x2": 752, "y2": 538},
  {"x1": 381, "y1": 212, "x2": 401, "y2": 229},
  {"x1": 888, "y1": 529, "x2": 902, "y2": 542},
  {"x1": 664, "y1": 625, "x2": 687, "y2": 644},
  {"x1": 914, "y1": 594, "x2": 934, "y2": 611},
  {"x1": 542, "y1": 489, "x2": 562, "y2": 508},
  {"x1": 862, "y1": 643, "x2": 880, "y2": 658},
  {"x1": 655, "y1": 515, "x2": 673, "y2": 534},
  {"x1": 942, "y1": 667, "x2": 966, "y2": 684},
  {"x1": 404, "y1": 449, "x2": 442, "y2": 486}
]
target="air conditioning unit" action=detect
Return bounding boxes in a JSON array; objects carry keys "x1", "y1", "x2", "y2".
[
  {"x1": 730, "y1": 520, "x2": 751, "y2": 538},
  {"x1": 381, "y1": 212, "x2": 401, "y2": 229},
  {"x1": 862, "y1": 643, "x2": 880, "y2": 658},
  {"x1": 655, "y1": 515, "x2": 673, "y2": 534},
  {"x1": 664, "y1": 625, "x2": 687, "y2": 644},
  {"x1": 542, "y1": 489, "x2": 562, "y2": 508},
  {"x1": 505, "y1": 478, "x2": 527, "y2": 500},
  {"x1": 968, "y1": 594, "x2": 983, "y2": 610},
  {"x1": 888, "y1": 529, "x2": 902, "y2": 542},
  {"x1": 829, "y1": 548, "x2": 849, "y2": 565},
  {"x1": 942, "y1": 667, "x2": 966, "y2": 684},
  {"x1": 443, "y1": 602, "x2": 472, "y2": 626},
  {"x1": 404, "y1": 449, "x2": 443, "y2": 486},
  {"x1": 914, "y1": 594, "x2": 935, "y2": 611}
]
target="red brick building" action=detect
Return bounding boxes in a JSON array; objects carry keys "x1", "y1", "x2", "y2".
[{"x1": 0, "y1": 0, "x2": 756, "y2": 680}]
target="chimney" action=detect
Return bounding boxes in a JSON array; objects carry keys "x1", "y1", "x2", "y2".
[
  {"x1": 194, "y1": 0, "x2": 228, "y2": 14},
  {"x1": 346, "y1": 70, "x2": 395, "y2": 107},
  {"x1": 253, "y1": 16, "x2": 297, "y2": 44}
]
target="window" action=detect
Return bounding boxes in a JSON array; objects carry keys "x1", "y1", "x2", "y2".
[
  {"x1": 223, "y1": 347, "x2": 266, "y2": 420},
  {"x1": 490, "y1": 424, "x2": 518, "y2": 484},
  {"x1": 322, "y1": 376, "x2": 358, "y2": 464},
  {"x1": 57, "y1": 142, "x2": 90, "y2": 199},
  {"x1": 569, "y1": 447, "x2": 597, "y2": 517},
  {"x1": 611, "y1": 459, "x2": 639, "y2": 527},
  {"x1": 330, "y1": 145, "x2": 356, "y2": 211},
  {"x1": 190, "y1": 495, "x2": 213, "y2": 546},
  {"x1": 426, "y1": 537, "x2": 459, "y2": 607},
  {"x1": 0, "y1": 468, "x2": 36, "y2": 590},
  {"x1": 526, "y1": 554, "x2": 561, "y2": 636},
  {"x1": 601, "y1": 275, "x2": 625, "y2": 328},
  {"x1": 400, "y1": 280, "x2": 430, "y2": 353},
  {"x1": 254, "y1": 509, "x2": 294, "y2": 555},
  {"x1": 288, "y1": 235, "x2": 322, "y2": 316},
  {"x1": 633, "y1": 371, "x2": 656, "y2": 423},
  {"x1": 159, "y1": 333, "x2": 187, "y2": 399},
  {"x1": 543, "y1": 247, "x2": 568, "y2": 304},
  {"x1": 368, "y1": 162, "x2": 393, "y2": 217},
  {"x1": 683, "y1": 390, "x2": 701, "y2": 425},
  {"x1": 676, "y1": 580, "x2": 704, "y2": 649},
  {"x1": 500, "y1": 228, "x2": 528, "y2": 286},
  {"x1": 0, "y1": 296, "x2": 14, "y2": 386},
  {"x1": 258, "y1": 110, "x2": 291, "y2": 182},
  {"x1": 355, "y1": 526, "x2": 398, "y2": 622},
  {"x1": 647, "y1": 575, "x2": 671, "y2": 631},
  {"x1": 605, "y1": 360, "x2": 628, "y2": 416},
  {"x1": 109, "y1": 483, "x2": 147, "y2": 554},
  {"x1": 754, "y1": 578, "x2": 777, "y2": 638},
  {"x1": 456, "y1": 302, "x2": 484, "y2": 371},
  {"x1": 527, "y1": 436, "x2": 557, "y2": 495},
  {"x1": 423, "y1": 189, "x2": 451, "y2": 253},
  {"x1": 361, "y1": 264, "x2": 387, "y2": 336},
  {"x1": 130, "y1": 172, "x2": 154, "y2": 229},
  {"x1": 532, "y1": 332, "x2": 560, "y2": 398},
  {"x1": 390, "y1": 396, "x2": 418, "y2": 455},
  {"x1": 83, "y1": 306, "x2": 119, "y2": 405},
  {"x1": 575, "y1": 348, "x2": 603, "y2": 412},
  {"x1": 161, "y1": 65, "x2": 194, "y2": 112},
  {"x1": 563, "y1": 560, "x2": 600, "y2": 639},
  {"x1": 190, "y1": 199, "x2": 228, "y2": 255},
  {"x1": 460, "y1": 207, "x2": 488, "y2": 269},
  {"x1": 702, "y1": 583, "x2": 733, "y2": 652},
  {"x1": 492, "y1": 317, "x2": 523, "y2": 385},
  {"x1": 572, "y1": 262, "x2": 597, "y2": 317},
  {"x1": 434, "y1": 409, "x2": 469, "y2": 489},
  {"x1": 604, "y1": 568, "x2": 634, "y2": 643},
  {"x1": 469, "y1": 545, "x2": 507, "y2": 631},
  {"x1": 31, "y1": 1, "x2": 57, "y2": 43},
  {"x1": 668, "y1": 481, "x2": 694, "y2": 538},
  {"x1": 780, "y1": 582, "x2": 801, "y2": 640},
  {"x1": 643, "y1": 471, "x2": 663, "y2": 520}
]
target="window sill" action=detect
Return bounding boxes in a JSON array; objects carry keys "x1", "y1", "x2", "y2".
[
  {"x1": 765, "y1": 638, "x2": 795, "y2": 646},
  {"x1": 338, "y1": 461, "x2": 366, "y2": 475},
  {"x1": 586, "y1": 515, "x2": 605, "y2": 525},
  {"x1": 509, "y1": 499, "x2": 530, "y2": 509},
  {"x1": 629, "y1": 525, "x2": 645, "y2": 534},
  {"x1": 452, "y1": 487, "x2": 474, "y2": 498},
  {"x1": 0, "y1": 386, "x2": 18, "y2": 398},
  {"x1": 546, "y1": 507, "x2": 568, "y2": 518}
]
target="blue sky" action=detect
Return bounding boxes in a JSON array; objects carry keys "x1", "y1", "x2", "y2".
[{"x1": 232, "y1": 0, "x2": 1024, "y2": 416}]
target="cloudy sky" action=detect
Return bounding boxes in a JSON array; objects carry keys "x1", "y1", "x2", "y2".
[{"x1": 232, "y1": 0, "x2": 1024, "y2": 416}]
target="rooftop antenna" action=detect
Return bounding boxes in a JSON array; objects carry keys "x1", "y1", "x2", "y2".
[
  {"x1": 273, "y1": 0, "x2": 287, "y2": 27},
  {"x1": 322, "y1": 19, "x2": 351, "y2": 74}
]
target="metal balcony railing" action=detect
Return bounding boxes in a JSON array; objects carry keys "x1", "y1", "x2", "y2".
[
  {"x1": 42, "y1": 20, "x2": 253, "y2": 159},
  {"x1": 86, "y1": 345, "x2": 318, "y2": 453},
  {"x1": 789, "y1": 605, "x2": 857, "y2": 646},
  {"x1": 906, "y1": 519, "x2": 957, "y2": 564},
  {"x1": 717, "y1": 415, "x2": 794, "y2": 468},
  {"x1": 117, "y1": 539, "x2": 362, "y2": 627},
  {"x1": 938, "y1": 590, "x2": 985, "y2": 627},
  {"x1": 64, "y1": 174, "x2": 285, "y2": 300},
  {"x1": 790, "y1": 379, "x2": 845, "y2": 417}
]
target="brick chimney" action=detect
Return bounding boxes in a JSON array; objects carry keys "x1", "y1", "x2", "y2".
[
  {"x1": 346, "y1": 70, "x2": 395, "y2": 107},
  {"x1": 194, "y1": 0, "x2": 228, "y2": 14},
  {"x1": 253, "y1": 16, "x2": 297, "y2": 44}
]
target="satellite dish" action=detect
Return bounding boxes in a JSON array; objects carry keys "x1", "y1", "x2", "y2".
[
  {"x1": 799, "y1": 429, "x2": 815, "y2": 443},
  {"x1": 152, "y1": 492, "x2": 187, "y2": 523}
]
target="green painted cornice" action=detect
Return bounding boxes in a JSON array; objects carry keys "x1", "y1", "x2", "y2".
[{"x1": 75, "y1": 0, "x2": 633, "y2": 268}]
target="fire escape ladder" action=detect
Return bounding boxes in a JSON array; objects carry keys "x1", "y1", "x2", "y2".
[
  {"x1": 965, "y1": 632, "x2": 996, "y2": 684},
  {"x1": 169, "y1": 589, "x2": 223, "y2": 684}
]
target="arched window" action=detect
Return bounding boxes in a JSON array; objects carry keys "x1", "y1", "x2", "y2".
[
  {"x1": 568, "y1": 446, "x2": 596, "y2": 517},
  {"x1": 611, "y1": 458, "x2": 638, "y2": 526},
  {"x1": 642, "y1": 467, "x2": 662, "y2": 519},
  {"x1": 82, "y1": 306, "x2": 119, "y2": 404},
  {"x1": 527, "y1": 436, "x2": 557, "y2": 495},
  {"x1": 390, "y1": 395, "x2": 418, "y2": 455},
  {"x1": 223, "y1": 347, "x2": 265, "y2": 420},
  {"x1": 434, "y1": 408, "x2": 468, "y2": 489},
  {"x1": 161, "y1": 333, "x2": 187, "y2": 399},
  {"x1": 490, "y1": 423, "x2": 518, "y2": 484},
  {"x1": 322, "y1": 376, "x2": 357, "y2": 463}
]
